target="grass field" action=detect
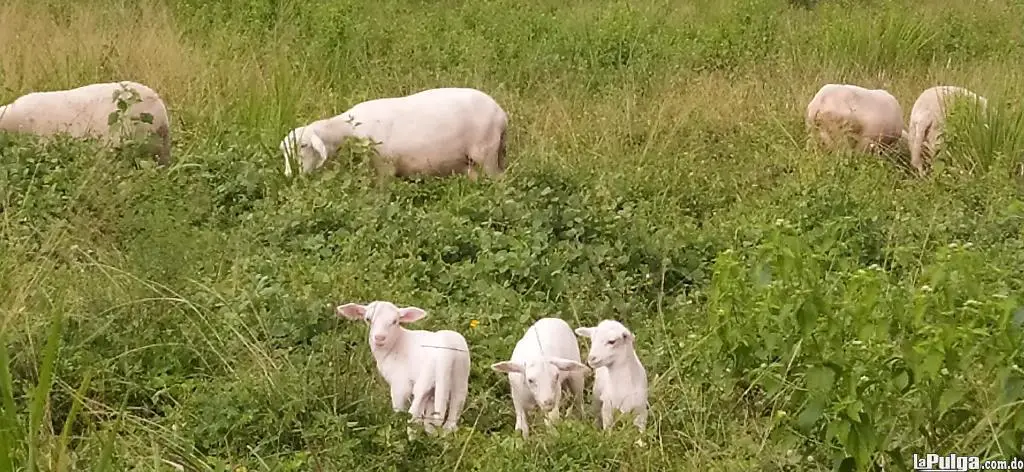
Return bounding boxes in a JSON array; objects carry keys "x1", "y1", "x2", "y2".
[{"x1": 3, "y1": 0, "x2": 1024, "y2": 470}]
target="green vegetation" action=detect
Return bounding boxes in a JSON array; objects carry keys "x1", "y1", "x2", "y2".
[{"x1": 2, "y1": 0, "x2": 1024, "y2": 470}]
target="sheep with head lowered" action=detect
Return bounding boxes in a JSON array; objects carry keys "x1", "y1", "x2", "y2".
[
  {"x1": 805, "y1": 83, "x2": 905, "y2": 156},
  {"x1": 279, "y1": 87, "x2": 508, "y2": 180},
  {"x1": 491, "y1": 317, "x2": 589, "y2": 438},
  {"x1": 0, "y1": 81, "x2": 171, "y2": 165},
  {"x1": 336, "y1": 301, "x2": 471, "y2": 435},
  {"x1": 907, "y1": 85, "x2": 989, "y2": 175},
  {"x1": 575, "y1": 320, "x2": 648, "y2": 433}
]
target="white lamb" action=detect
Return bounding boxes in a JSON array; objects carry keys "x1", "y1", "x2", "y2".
[
  {"x1": 490, "y1": 317, "x2": 589, "y2": 438},
  {"x1": 805, "y1": 83, "x2": 905, "y2": 155},
  {"x1": 336, "y1": 301, "x2": 471, "y2": 434},
  {"x1": 0, "y1": 81, "x2": 172, "y2": 165},
  {"x1": 907, "y1": 85, "x2": 989, "y2": 175},
  {"x1": 575, "y1": 320, "x2": 648, "y2": 432},
  {"x1": 279, "y1": 87, "x2": 508, "y2": 180}
]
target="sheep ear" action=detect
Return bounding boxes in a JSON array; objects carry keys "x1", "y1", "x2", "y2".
[
  {"x1": 574, "y1": 327, "x2": 593, "y2": 338},
  {"x1": 397, "y1": 307, "x2": 427, "y2": 323},
  {"x1": 549, "y1": 358, "x2": 589, "y2": 373},
  {"x1": 336, "y1": 303, "x2": 367, "y2": 321},
  {"x1": 491, "y1": 361, "x2": 524, "y2": 374},
  {"x1": 310, "y1": 132, "x2": 328, "y2": 162}
]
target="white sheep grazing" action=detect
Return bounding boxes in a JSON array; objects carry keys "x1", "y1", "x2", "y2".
[
  {"x1": 574, "y1": 320, "x2": 648, "y2": 432},
  {"x1": 336, "y1": 301, "x2": 471, "y2": 434},
  {"x1": 0, "y1": 81, "x2": 172, "y2": 165},
  {"x1": 805, "y1": 83, "x2": 905, "y2": 155},
  {"x1": 490, "y1": 317, "x2": 589, "y2": 438},
  {"x1": 279, "y1": 87, "x2": 508, "y2": 179},
  {"x1": 908, "y1": 85, "x2": 989, "y2": 175}
]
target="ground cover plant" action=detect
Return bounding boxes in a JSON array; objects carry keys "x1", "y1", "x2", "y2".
[{"x1": 2, "y1": 0, "x2": 1024, "y2": 470}]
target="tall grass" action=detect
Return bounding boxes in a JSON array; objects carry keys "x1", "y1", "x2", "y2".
[{"x1": 2, "y1": 0, "x2": 1024, "y2": 470}]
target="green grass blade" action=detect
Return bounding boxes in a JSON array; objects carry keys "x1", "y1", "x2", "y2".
[
  {"x1": 26, "y1": 311, "x2": 64, "y2": 472},
  {"x1": 0, "y1": 332, "x2": 18, "y2": 472},
  {"x1": 55, "y1": 370, "x2": 91, "y2": 472},
  {"x1": 94, "y1": 428, "x2": 114, "y2": 472}
]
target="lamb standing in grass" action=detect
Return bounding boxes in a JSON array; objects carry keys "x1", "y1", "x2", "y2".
[
  {"x1": 336, "y1": 301, "x2": 471, "y2": 434},
  {"x1": 805, "y1": 83, "x2": 905, "y2": 155},
  {"x1": 907, "y1": 85, "x2": 989, "y2": 175},
  {"x1": 575, "y1": 320, "x2": 648, "y2": 432},
  {"x1": 491, "y1": 317, "x2": 589, "y2": 438},
  {"x1": 279, "y1": 87, "x2": 508, "y2": 179},
  {"x1": 0, "y1": 81, "x2": 172, "y2": 165}
]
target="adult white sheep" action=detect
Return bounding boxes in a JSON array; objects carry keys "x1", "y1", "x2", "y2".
[
  {"x1": 805, "y1": 83, "x2": 905, "y2": 155},
  {"x1": 491, "y1": 317, "x2": 589, "y2": 438},
  {"x1": 0, "y1": 81, "x2": 171, "y2": 165},
  {"x1": 279, "y1": 87, "x2": 508, "y2": 180},
  {"x1": 907, "y1": 85, "x2": 989, "y2": 175},
  {"x1": 575, "y1": 320, "x2": 648, "y2": 433},
  {"x1": 336, "y1": 300, "x2": 470, "y2": 435}
]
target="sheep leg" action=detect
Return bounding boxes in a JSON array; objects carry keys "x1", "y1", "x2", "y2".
[
  {"x1": 442, "y1": 373, "x2": 468, "y2": 433},
  {"x1": 479, "y1": 159, "x2": 505, "y2": 178},
  {"x1": 431, "y1": 367, "x2": 450, "y2": 432},
  {"x1": 568, "y1": 372, "x2": 585, "y2": 418},
  {"x1": 476, "y1": 151, "x2": 505, "y2": 179},
  {"x1": 600, "y1": 402, "x2": 615, "y2": 431},
  {"x1": 912, "y1": 131, "x2": 935, "y2": 177},
  {"x1": 422, "y1": 391, "x2": 440, "y2": 434},
  {"x1": 589, "y1": 386, "x2": 603, "y2": 427},
  {"x1": 152, "y1": 124, "x2": 171, "y2": 166},
  {"x1": 408, "y1": 379, "x2": 435, "y2": 433},
  {"x1": 633, "y1": 404, "x2": 648, "y2": 432},
  {"x1": 511, "y1": 396, "x2": 530, "y2": 438},
  {"x1": 465, "y1": 162, "x2": 480, "y2": 182},
  {"x1": 390, "y1": 383, "x2": 410, "y2": 413}
]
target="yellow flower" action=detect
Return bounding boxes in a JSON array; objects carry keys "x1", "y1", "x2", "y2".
[{"x1": 469, "y1": 319, "x2": 480, "y2": 329}]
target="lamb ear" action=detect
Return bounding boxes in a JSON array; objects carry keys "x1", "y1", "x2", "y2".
[
  {"x1": 397, "y1": 306, "x2": 427, "y2": 323},
  {"x1": 574, "y1": 327, "x2": 594, "y2": 338},
  {"x1": 491, "y1": 361, "x2": 524, "y2": 374},
  {"x1": 310, "y1": 132, "x2": 328, "y2": 163},
  {"x1": 549, "y1": 358, "x2": 589, "y2": 373},
  {"x1": 336, "y1": 303, "x2": 367, "y2": 321}
]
